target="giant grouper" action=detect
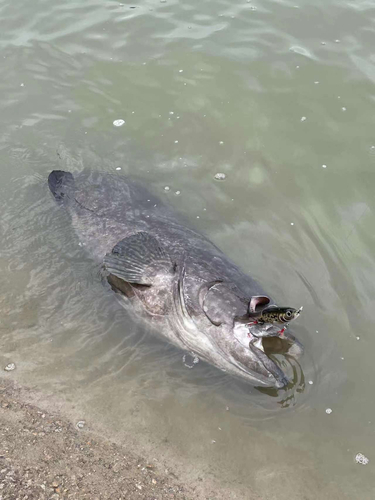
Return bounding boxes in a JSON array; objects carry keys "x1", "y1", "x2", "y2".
[{"x1": 48, "y1": 169, "x2": 304, "y2": 388}]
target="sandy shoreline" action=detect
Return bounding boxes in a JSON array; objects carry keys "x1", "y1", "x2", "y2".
[{"x1": 0, "y1": 378, "x2": 203, "y2": 500}]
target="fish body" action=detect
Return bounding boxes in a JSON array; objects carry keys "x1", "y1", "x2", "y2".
[{"x1": 48, "y1": 170, "x2": 303, "y2": 388}]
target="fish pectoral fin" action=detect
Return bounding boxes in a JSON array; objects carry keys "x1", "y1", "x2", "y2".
[{"x1": 103, "y1": 231, "x2": 174, "y2": 285}]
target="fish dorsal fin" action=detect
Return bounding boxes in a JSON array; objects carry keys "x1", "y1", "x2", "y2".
[
  {"x1": 104, "y1": 232, "x2": 173, "y2": 285},
  {"x1": 249, "y1": 295, "x2": 270, "y2": 314}
]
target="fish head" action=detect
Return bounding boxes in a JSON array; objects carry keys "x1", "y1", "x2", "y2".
[{"x1": 200, "y1": 283, "x2": 303, "y2": 388}]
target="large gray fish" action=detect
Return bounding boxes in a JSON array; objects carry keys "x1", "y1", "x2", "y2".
[{"x1": 48, "y1": 170, "x2": 304, "y2": 388}]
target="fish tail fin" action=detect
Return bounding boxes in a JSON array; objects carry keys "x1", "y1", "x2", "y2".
[{"x1": 48, "y1": 170, "x2": 74, "y2": 201}]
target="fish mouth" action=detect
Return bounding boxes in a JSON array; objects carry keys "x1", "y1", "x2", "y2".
[
  {"x1": 261, "y1": 332, "x2": 304, "y2": 386},
  {"x1": 233, "y1": 323, "x2": 303, "y2": 388},
  {"x1": 233, "y1": 324, "x2": 303, "y2": 389}
]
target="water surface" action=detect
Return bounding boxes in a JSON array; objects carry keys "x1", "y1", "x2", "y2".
[{"x1": 1, "y1": 0, "x2": 375, "y2": 498}]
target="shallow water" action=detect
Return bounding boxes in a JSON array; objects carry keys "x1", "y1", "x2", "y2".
[{"x1": 1, "y1": 0, "x2": 375, "y2": 497}]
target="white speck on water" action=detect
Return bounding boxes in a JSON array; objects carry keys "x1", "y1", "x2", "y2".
[
  {"x1": 316, "y1": 330, "x2": 319, "y2": 333},
  {"x1": 326, "y1": 408, "x2": 333, "y2": 414},
  {"x1": 214, "y1": 172, "x2": 226, "y2": 180},
  {"x1": 76, "y1": 420, "x2": 86, "y2": 430},
  {"x1": 179, "y1": 69, "x2": 183, "y2": 73},
  {"x1": 321, "y1": 41, "x2": 326, "y2": 45},
  {"x1": 355, "y1": 453, "x2": 369, "y2": 465},
  {"x1": 337, "y1": 96, "x2": 341, "y2": 99},
  {"x1": 113, "y1": 119, "x2": 125, "y2": 127},
  {"x1": 290, "y1": 222, "x2": 294, "y2": 226},
  {"x1": 218, "y1": 427, "x2": 222, "y2": 431},
  {"x1": 183, "y1": 83, "x2": 187, "y2": 86},
  {"x1": 226, "y1": 406, "x2": 229, "y2": 411},
  {"x1": 154, "y1": 204, "x2": 157, "y2": 207},
  {"x1": 164, "y1": 186, "x2": 170, "y2": 191},
  {"x1": 20, "y1": 83, "x2": 24, "y2": 87},
  {"x1": 84, "y1": 131, "x2": 87, "y2": 134},
  {"x1": 342, "y1": 107, "x2": 347, "y2": 111},
  {"x1": 177, "y1": 116, "x2": 180, "y2": 119},
  {"x1": 250, "y1": 5, "x2": 257, "y2": 10},
  {"x1": 219, "y1": 141, "x2": 224, "y2": 144},
  {"x1": 296, "y1": 65, "x2": 300, "y2": 68},
  {"x1": 131, "y1": 111, "x2": 135, "y2": 114},
  {"x1": 175, "y1": 190, "x2": 181, "y2": 195},
  {"x1": 308, "y1": 380, "x2": 313, "y2": 385},
  {"x1": 68, "y1": 109, "x2": 71, "y2": 113},
  {"x1": 4, "y1": 363, "x2": 16, "y2": 372},
  {"x1": 169, "y1": 111, "x2": 174, "y2": 115},
  {"x1": 300, "y1": 116, "x2": 307, "y2": 122},
  {"x1": 147, "y1": 199, "x2": 150, "y2": 202},
  {"x1": 341, "y1": 357, "x2": 344, "y2": 360},
  {"x1": 116, "y1": 167, "x2": 121, "y2": 171},
  {"x1": 203, "y1": 208, "x2": 207, "y2": 211},
  {"x1": 197, "y1": 216, "x2": 200, "y2": 219},
  {"x1": 322, "y1": 164, "x2": 327, "y2": 168},
  {"x1": 182, "y1": 353, "x2": 199, "y2": 368},
  {"x1": 356, "y1": 336, "x2": 360, "y2": 340},
  {"x1": 335, "y1": 39, "x2": 340, "y2": 43},
  {"x1": 314, "y1": 81, "x2": 319, "y2": 84},
  {"x1": 174, "y1": 140, "x2": 179, "y2": 144}
]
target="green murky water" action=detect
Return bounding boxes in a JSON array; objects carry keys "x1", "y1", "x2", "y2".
[{"x1": 1, "y1": 0, "x2": 375, "y2": 497}]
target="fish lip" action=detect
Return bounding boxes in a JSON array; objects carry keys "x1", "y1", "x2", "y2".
[{"x1": 233, "y1": 325, "x2": 292, "y2": 387}]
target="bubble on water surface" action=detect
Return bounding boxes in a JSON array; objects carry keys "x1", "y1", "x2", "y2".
[
  {"x1": 355, "y1": 453, "x2": 369, "y2": 465},
  {"x1": 175, "y1": 190, "x2": 181, "y2": 195},
  {"x1": 164, "y1": 186, "x2": 170, "y2": 191},
  {"x1": 182, "y1": 353, "x2": 199, "y2": 369},
  {"x1": 300, "y1": 116, "x2": 307, "y2": 122},
  {"x1": 116, "y1": 167, "x2": 121, "y2": 171},
  {"x1": 76, "y1": 420, "x2": 86, "y2": 430},
  {"x1": 322, "y1": 164, "x2": 327, "y2": 168},
  {"x1": 214, "y1": 173, "x2": 226, "y2": 180},
  {"x1": 4, "y1": 363, "x2": 16, "y2": 372},
  {"x1": 113, "y1": 119, "x2": 125, "y2": 127},
  {"x1": 326, "y1": 408, "x2": 332, "y2": 414}
]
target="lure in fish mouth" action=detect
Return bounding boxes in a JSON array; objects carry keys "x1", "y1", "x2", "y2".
[
  {"x1": 253, "y1": 305, "x2": 303, "y2": 325},
  {"x1": 233, "y1": 300, "x2": 303, "y2": 388},
  {"x1": 48, "y1": 169, "x2": 305, "y2": 389}
]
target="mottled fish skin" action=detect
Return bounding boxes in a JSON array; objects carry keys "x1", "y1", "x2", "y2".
[{"x1": 48, "y1": 170, "x2": 303, "y2": 388}]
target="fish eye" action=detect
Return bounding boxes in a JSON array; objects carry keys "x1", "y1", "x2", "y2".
[{"x1": 286, "y1": 310, "x2": 292, "y2": 318}]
